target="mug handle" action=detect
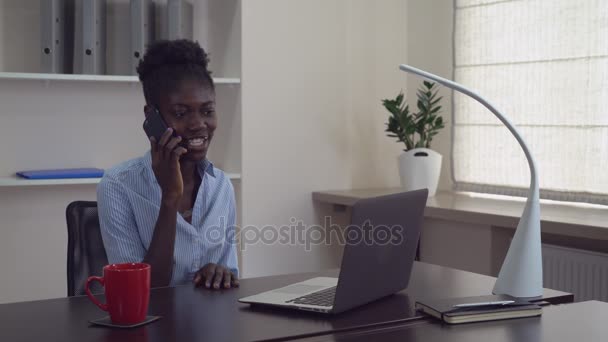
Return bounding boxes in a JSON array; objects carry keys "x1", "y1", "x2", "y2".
[{"x1": 85, "y1": 276, "x2": 109, "y2": 311}]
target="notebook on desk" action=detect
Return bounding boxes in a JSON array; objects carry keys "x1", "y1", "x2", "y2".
[
  {"x1": 16, "y1": 168, "x2": 104, "y2": 179},
  {"x1": 415, "y1": 294, "x2": 542, "y2": 324}
]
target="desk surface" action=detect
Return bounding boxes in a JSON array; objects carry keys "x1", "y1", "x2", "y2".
[
  {"x1": 296, "y1": 300, "x2": 608, "y2": 342},
  {"x1": 0, "y1": 262, "x2": 572, "y2": 342}
]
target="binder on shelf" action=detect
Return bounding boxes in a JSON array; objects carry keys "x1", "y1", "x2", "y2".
[
  {"x1": 75, "y1": 0, "x2": 106, "y2": 74},
  {"x1": 130, "y1": 0, "x2": 154, "y2": 75},
  {"x1": 167, "y1": 0, "x2": 193, "y2": 40},
  {"x1": 40, "y1": 0, "x2": 65, "y2": 73}
]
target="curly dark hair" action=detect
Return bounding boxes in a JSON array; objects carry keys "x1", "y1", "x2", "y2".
[{"x1": 136, "y1": 39, "x2": 214, "y2": 106}]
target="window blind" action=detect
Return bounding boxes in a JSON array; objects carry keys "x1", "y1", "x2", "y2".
[{"x1": 453, "y1": 0, "x2": 608, "y2": 205}]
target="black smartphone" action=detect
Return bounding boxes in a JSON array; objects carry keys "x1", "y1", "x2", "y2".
[{"x1": 143, "y1": 107, "x2": 170, "y2": 141}]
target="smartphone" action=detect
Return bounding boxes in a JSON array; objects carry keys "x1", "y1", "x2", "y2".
[{"x1": 143, "y1": 107, "x2": 170, "y2": 141}]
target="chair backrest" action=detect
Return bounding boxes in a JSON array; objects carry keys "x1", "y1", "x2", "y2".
[{"x1": 66, "y1": 201, "x2": 108, "y2": 297}]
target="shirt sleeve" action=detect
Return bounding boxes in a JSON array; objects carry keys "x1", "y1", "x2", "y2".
[
  {"x1": 97, "y1": 176, "x2": 146, "y2": 264},
  {"x1": 218, "y1": 180, "x2": 239, "y2": 277}
]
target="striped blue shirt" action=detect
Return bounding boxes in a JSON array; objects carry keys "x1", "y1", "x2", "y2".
[{"x1": 97, "y1": 151, "x2": 238, "y2": 286}]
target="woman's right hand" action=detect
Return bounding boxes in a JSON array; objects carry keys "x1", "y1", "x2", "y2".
[{"x1": 150, "y1": 128, "x2": 188, "y2": 204}]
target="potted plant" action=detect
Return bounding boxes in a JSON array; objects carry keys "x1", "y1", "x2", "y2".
[{"x1": 382, "y1": 81, "x2": 445, "y2": 196}]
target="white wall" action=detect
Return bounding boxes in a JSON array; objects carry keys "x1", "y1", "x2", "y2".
[
  {"x1": 241, "y1": 0, "x2": 351, "y2": 277},
  {"x1": 240, "y1": 0, "x2": 408, "y2": 277},
  {"x1": 237, "y1": 0, "x2": 456, "y2": 278},
  {"x1": 346, "y1": 0, "x2": 409, "y2": 188},
  {"x1": 405, "y1": 0, "x2": 454, "y2": 192}
]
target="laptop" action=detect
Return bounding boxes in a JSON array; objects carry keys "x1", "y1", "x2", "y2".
[{"x1": 238, "y1": 189, "x2": 428, "y2": 314}]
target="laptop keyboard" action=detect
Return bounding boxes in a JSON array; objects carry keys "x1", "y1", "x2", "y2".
[{"x1": 286, "y1": 286, "x2": 336, "y2": 307}]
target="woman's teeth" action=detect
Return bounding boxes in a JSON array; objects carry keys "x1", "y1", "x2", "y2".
[{"x1": 187, "y1": 137, "x2": 208, "y2": 147}]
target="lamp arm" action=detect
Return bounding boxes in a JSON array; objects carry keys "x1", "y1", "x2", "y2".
[
  {"x1": 399, "y1": 65, "x2": 538, "y2": 194},
  {"x1": 399, "y1": 64, "x2": 543, "y2": 298}
]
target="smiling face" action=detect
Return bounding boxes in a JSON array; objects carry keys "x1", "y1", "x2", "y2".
[{"x1": 148, "y1": 79, "x2": 217, "y2": 162}]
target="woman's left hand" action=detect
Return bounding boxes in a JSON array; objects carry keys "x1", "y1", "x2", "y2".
[{"x1": 194, "y1": 263, "x2": 239, "y2": 289}]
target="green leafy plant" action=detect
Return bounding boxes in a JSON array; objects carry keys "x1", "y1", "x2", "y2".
[{"x1": 382, "y1": 81, "x2": 445, "y2": 151}]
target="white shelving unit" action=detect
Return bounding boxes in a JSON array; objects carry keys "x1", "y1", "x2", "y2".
[
  {"x1": 0, "y1": 72, "x2": 241, "y2": 84},
  {"x1": 0, "y1": 174, "x2": 242, "y2": 187},
  {"x1": 0, "y1": 0, "x2": 244, "y2": 303},
  {"x1": 0, "y1": 177, "x2": 102, "y2": 187}
]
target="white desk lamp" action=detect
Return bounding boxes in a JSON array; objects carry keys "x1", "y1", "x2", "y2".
[{"x1": 399, "y1": 64, "x2": 542, "y2": 298}]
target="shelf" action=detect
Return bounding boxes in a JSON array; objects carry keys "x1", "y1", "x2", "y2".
[
  {"x1": 0, "y1": 174, "x2": 242, "y2": 187},
  {"x1": 0, "y1": 72, "x2": 241, "y2": 85},
  {"x1": 0, "y1": 177, "x2": 102, "y2": 187}
]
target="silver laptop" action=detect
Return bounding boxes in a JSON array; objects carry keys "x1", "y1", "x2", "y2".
[{"x1": 239, "y1": 189, "x2": 428, "y2": 314}]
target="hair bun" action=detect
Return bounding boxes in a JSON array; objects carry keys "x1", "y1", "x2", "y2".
[{"x1": 137, "y1": 39, "x2": 210, "y2": 82}]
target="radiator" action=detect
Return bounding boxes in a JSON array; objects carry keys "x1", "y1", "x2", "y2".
[{"x1": 542, "y1": 244, "x2": 608, "y2": 302}]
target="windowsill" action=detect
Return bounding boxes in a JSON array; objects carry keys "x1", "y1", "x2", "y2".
[{"x1": 312, "y1": 189, "x2": 608, "y2": 241}]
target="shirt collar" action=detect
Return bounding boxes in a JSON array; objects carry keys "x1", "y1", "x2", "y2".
[
  {"x1": 144, "y1": 150, "x2": 216, "y2": 179},
  {"x1": 200, "y1": 158, "x2": 216, "y2": 178}
]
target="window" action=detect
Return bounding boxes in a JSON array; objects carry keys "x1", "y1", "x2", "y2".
[{"x1": 453, "y1": 0, "x2": 608, "y2": 205}]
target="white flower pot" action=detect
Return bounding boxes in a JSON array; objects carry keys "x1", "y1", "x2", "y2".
[{"x1": 398, "y1": 148, "x2": 442, "y2": 197}]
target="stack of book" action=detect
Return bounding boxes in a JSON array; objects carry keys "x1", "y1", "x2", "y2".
[{"x1": 415, "y1": 295, "x2": 542, "y2": 324}]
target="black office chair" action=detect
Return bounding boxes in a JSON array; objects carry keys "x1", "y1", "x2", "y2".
[{"x1": 66, "y1": 201, "x2": 108, "y2": 297}]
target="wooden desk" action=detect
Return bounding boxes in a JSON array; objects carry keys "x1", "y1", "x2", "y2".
[
  {"x1": 0, "y1": 262, "x2": 572, "y2": 342},
  {"x1": 296, "y1": 301, "x2": 608, "y2": 342}
]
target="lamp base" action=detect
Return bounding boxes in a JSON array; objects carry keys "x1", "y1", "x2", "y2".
[{"x1": 492, "y1": 194, "x2": 543, "y2": 298}]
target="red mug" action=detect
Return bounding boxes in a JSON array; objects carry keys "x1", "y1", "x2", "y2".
[{"x1": 85, "y1": 263, "x2": 151, "y2": 325}]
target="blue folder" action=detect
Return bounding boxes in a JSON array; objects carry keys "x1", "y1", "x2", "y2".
[{"x1": 16, "y1": 168, "x2": 104, "y2": 179}]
